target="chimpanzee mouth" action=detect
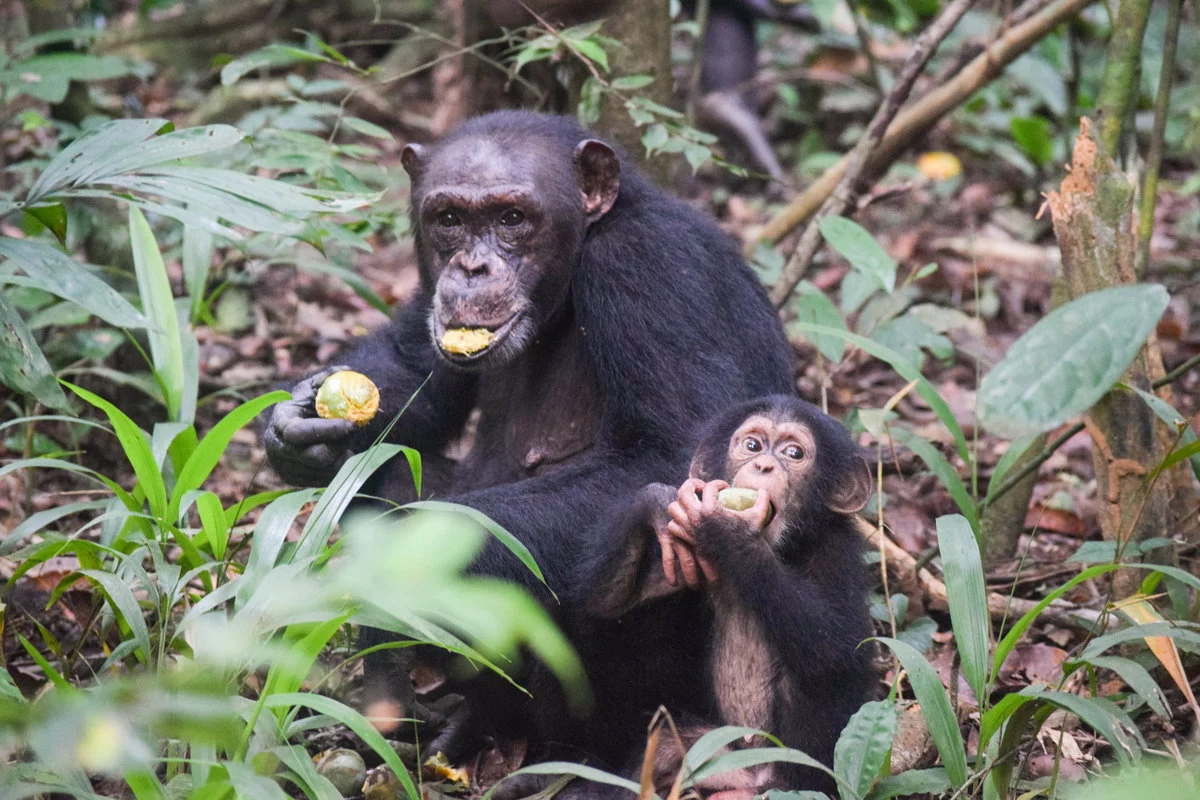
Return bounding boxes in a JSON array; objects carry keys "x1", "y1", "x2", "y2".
[{"x1": 435, "y1": 311, "x2": 524, "y2": 364}]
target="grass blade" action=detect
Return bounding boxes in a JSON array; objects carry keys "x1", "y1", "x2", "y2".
[
  {"x1": 936, "y1": 514, "x2": 990, "y2": 705},
  {"x1": 128, "y1": 206, "x2": 185, "y2": 420}
]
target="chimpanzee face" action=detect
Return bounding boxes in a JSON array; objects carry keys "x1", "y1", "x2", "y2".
[
  {"x1": 402, "y1": 134, "x2": 619, "y2": 368},
  {"x1": 722, "y1": 413, "x2": 817, "y2": 546}
]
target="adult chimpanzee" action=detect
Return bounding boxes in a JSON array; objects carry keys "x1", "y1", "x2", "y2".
[
  {"x1": 581, "y1": 395, "x2": 874, "y2": 796},
  {"x1": 264, "y1": 111, "x2": 794, "y2": 753}
]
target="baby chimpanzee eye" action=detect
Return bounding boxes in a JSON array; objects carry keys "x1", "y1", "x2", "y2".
[
  {"x1": 437, "y1": 210, "x2": 462, "y2": 228},
  {"x1": 499, "y1": 209, "x2": 526, "y2": 227},
  {"x1": 782, "y1": 444, "x2": 805, "y2": 460},
  {"x1": 743, "y1": 437, "x2": 762, "y2": 453}
]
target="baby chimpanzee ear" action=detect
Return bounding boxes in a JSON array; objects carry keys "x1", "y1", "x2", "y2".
[
  {"x1": 573, "y1": 139, "x2": 620, "y2": 225},
  {"x1": 829, "y1": 456, "x2": 873, "y2": 514},
  {"x1": 400, "y1": 143, "x2": 425, "y2": 178}
]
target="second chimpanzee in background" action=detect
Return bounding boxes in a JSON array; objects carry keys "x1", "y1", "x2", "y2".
[{"x1": 582, "y1": 394, "x2": 875, "y2": 796}]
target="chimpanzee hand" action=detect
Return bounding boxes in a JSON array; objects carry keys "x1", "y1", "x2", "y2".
[
  {"x1": 263, "y1": 366, "x2": 358, "y2": 486},
  {"x1": 667, "y1": 479, "x2": 771, "y2": 588},
  {"x1": 664, "y1": 478, "x2": 722, "y2": 589}
]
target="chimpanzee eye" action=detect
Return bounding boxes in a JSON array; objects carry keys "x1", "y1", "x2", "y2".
[
  {"x1": 499, "y1": 208, "x2": 526, "y2": 227},
  {"x1": 743, "y1": 437, "x2": 762, "y2": 453},
  {"x1": 436, "y1": 210, "x2": 462, "y2": 228},
  {"x1": 782, "y1": 444, "x2": 805, "y2": 460}
]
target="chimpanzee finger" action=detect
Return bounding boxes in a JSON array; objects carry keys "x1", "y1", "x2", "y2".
[
  {"x1": 699, "y1": 479, "x2": 728, "y2": 514},
  {"x1": 666, "y1": 510, "x2": 695, "y2": 543},
  {"x1": 676, "y1": 478, "x2": 706, "y2": 508},
  {"x1": 658, "y1": 527, "x2": 679, "y2": 586},
  {"x1": 698, "y1": 555, "x2": 719, "y2": 584},
  {"x1": 673, "y1": 541, "x2": 702, "y2": 589},
  {"x1": 746, "y1": 488, "x2": 771, "y2": 530},
  {"x1": 279, "y1": 415, "x2": 356, "y2": 447}
]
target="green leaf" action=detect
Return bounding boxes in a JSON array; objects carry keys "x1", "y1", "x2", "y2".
[
  {"x1": 571, "y1": 38, "x2": 610, "y2": 71},
  {"x1": 263, "y1": 693, "x2": 419, "y2": 800},
  {"x1": 489, "y1": 763, "x2": 642, "y2": 800},
  {"x1": 936, "y1": 515, "x2": 990, "y2": 704},
  {"x1": 168, "y1": 391, "x2": 287, "y2": 521},
  {"x1": 1128, "y1": 386, "x2": 1200, "y2": 480},
  {"x1": 0, "y1": 291, "x2": 69, "y2": 409},
  {"x1": 195, "y1": 491, "x2": 231, "y2": 561},
  {"x1": 612, "y1": 74, "x2": 654, "y2": 89},
  {"x1": 408, "y1": 500, "x2": 546, "y2": 586},
  {"x1": 63, "y1": 381, "x2": 167, "y2": 520},
  {"x1": 875, "y1": 637, "x2": 968, "y2": 787},
  {"x1": 977, "y1": 284, "x2": 1170, "y2": 438},
  {"x1": 641, "y1": 123, "x2": 669, "y2": 153},
  {"x1": 79, "y1": 568, "x2": 153, "y2": 665},
  {"x1": 129, "y1": 206, "x2": 186, "y2": 421},
  {"x1": 24, "y1": 203, "x2": 67, "y2": 243},
  {"x1": 887, "y1": 428, "x2": 977, "y2": 533},
  {"x1": 341, "y1": 116, "x2": 395, "y2": 141},
  {"x1": 1021, "y1": 688, "x2": 1141, "y2": 766},
  {"x1": 869, "y1": 768, "x2": 951, "y2": 800},
  {"x1": 834, "y1": 700, "x2": 896, "y2": 799},
  {"x1": 790, "y1": 323, "x2": 970, "y2": 462},
  {"x1": 819, "y1": 217, "x2": 896, "y2": 293},
  {"x1": 0, "y1": 239, "x2": 150, "y2": 330},
  {"x1": 1010, "y1": 116, "x2": 1054, "y2": 167},
  {"x1": 788, "y1": 283, "x2": 846, "y2": 363},
  {"x1": 1079, "y1": 655, "x2": 1169, "y2": 717},
  {"x1": 985, "y1": 435, "x2": 1038, "y2": 501},
  {"x1": 28, "y1": 118, "x2": 167, "y2": 202}
]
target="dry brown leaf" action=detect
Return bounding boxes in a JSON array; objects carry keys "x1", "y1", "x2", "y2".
[{"x1": 1117, "y1": 595, "x2": 1200, "y2": 726}]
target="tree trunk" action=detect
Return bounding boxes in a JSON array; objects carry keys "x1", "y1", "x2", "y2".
[
  {"x1": 1044, "y1": 119, "x2": 1175, "y2": 597},
  {"x1": 595, "y1": 0, "x2": 673, "y2": 183}
]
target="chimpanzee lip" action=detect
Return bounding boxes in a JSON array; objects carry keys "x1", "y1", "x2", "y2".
[{"x1": 435, "y1": 311, "x2": 523, "y2": 363}]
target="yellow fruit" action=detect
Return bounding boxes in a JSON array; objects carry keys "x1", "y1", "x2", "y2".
[
  {"x1": 441, "y1": 328, "x2": 494, "y2": 355},
  {"x1": 717, "y1": 487, "x2": 759, "y2": 511},
  {"x1": 916, "y1": 151, "x2": 962, "y2": 181},
  {"x1": 315, "y1": 370, "x2": 380, "y2": 426}
]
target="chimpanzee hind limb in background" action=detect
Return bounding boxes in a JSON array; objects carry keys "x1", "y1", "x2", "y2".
[
  {"x1": 580, "y1": 394, "x2": 875, "y2": 797},
  {"x1": 263, "y1": 112, "x2": 794, "y2": 758}
]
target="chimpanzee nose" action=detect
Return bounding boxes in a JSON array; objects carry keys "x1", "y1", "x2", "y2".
[
  {"x1": 754, "y1": 456, "x2": 775, "y2": 472},
  {"x1": 459, "y1": 255, "x2": 490, "y2": 277}
]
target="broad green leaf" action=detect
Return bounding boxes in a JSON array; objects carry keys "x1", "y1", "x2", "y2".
[
  {"x1": 63, "y1": 381, "x2": 167, "y2": 520},
  {"x1": 0, "y1": 238, "x2": 150, "y2": 329},
  {"x1": 685, "y1": 726, "x2": 777, "y2": 771},
  {"x1": 612, "y1": 74, "x2": 654, "y2": 89},
  {"x1": 936, "y1": 515, "x2": 990, "y2": 704},
  {"x1": 689, "y1": 748, "x2": 835, "y2": 789},
  {"x1": 834, "y1": 700, "x2": 896, "y2": 799},
  {"x1": 788, "y1": 283, "x2": 846, "y2": 363},
  {"x1": 24, "y1": 203, "x2": 67, "y2": 243},
  {"x1": 977, "y1": 284, "x2": 1169, "y2": 438},
  {"x1": 341, "y1": 116, "x2": 395, "y2": 141},
  {"x1": 77, "y1": 125, "x2": 244, "y2": 188},
  {"x1": 1010, "y1": 116, "x2": 1054, "y2": 167},
  {"x1": 0, "y1": 292, "x2": 69, "y2": 409},
  {"x1": 195, "y1": 491, "x2": 230, "y2": 561},
  {"x1": 642, "y1": 123, "x2": 669, "y2": 153},
  {"x1": 220, "y1": 45, "x2": 332, "y2": 87},
  {"x1": 876, "y1": 637, "x2": 968, "y2": 787},
  {"x1": 1021, "y1": 687, "x2": 1141, "y2": 766},
  {"x1": 0, "y1": 499, "x2": 109, "y2": 555},
  {"x1": 129, "y1": 206, "x2": 185, "y2": 421},
  {"x1": 819, "y1": 217, "x2": 896, "y2": 292}
]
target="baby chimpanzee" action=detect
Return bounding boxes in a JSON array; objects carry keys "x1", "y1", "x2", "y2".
[{"x1": 584, "y1": 394, "x2": 875, "y2": 797}]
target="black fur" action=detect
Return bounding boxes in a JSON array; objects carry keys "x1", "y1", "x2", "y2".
[
  {"x1": 264, "y1": 112, "x2": 793, "y2": 754},
  {"x1": 583, "y1": 396, "x2": 873, "y2": 794}
]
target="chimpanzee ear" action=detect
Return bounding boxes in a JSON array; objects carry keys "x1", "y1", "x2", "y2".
[
  {"x1": 401, "y1": 143, "x2": 425, "y2": 177},
  {"x1": 829, "y1": 459, "x2": 873, "y2": 514},
  {"x1": 573, "y1": 139, "x2": 620, "y2": 225}
]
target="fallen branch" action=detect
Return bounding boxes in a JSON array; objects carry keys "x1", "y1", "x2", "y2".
[
  {"x1": 768, "y1": 0, "x2": 977, "y2": 307},
  {"x1": 856, "y1": 517, "x2": 1105, "y2": 630},
  {"x1": 751, "y1": 0, "x2": 1097, "y2": 254}
]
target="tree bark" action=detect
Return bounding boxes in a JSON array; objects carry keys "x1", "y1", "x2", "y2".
[
  {"x1": 595, "y1": 0, "x2": 674, "y2": 183},
  {"x1": 1044, "y1": 119, "x2": 1175, "y2": 597}
]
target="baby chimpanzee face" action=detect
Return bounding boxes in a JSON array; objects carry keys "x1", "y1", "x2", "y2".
[{"x1": 723, "y1": 412, "x2": 816, "y2": 546}]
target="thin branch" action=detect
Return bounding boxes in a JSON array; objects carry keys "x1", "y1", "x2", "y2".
[
  {"x1": 768, "y1": 0, "x2": 977, "y2": 308},
  {"x1": 751, "y1": 0, "x2": 1098, "y2": 253},
  {"x1": 1135, "y1": 0, "x2": 1183, "y2": 277}
]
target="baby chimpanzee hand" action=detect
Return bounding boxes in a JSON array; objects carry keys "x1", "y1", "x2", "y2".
[
  {"x1": 264, "y1": 366, "x2": 358, "y2": 486},
  {"x1": 667, "y1": 479, "x2": 771, "y2": 587}
]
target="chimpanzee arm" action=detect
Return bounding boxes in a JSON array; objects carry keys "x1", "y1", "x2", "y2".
[
  {"x1": 695, "y1": 517, "x2": 866, "y2": 677},
  {"x1": 581, "y1": 482, "x2": 680, "y2": 617},
  {"x1": 265, "y1": 291, "x2": 477, "y2": 487},
  {"x1": 440, "y1": 454, "x2": 677, "y2": 601}
]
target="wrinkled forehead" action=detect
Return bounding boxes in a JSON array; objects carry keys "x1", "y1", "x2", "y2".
[{"x1": 422, "y1": 134, "x2": 572, "y2": 195}]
